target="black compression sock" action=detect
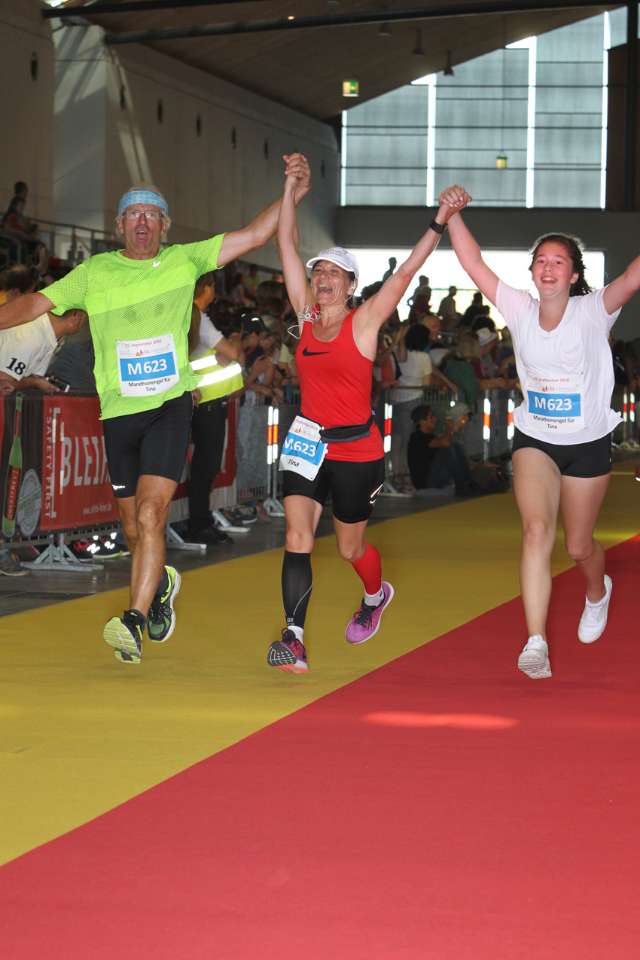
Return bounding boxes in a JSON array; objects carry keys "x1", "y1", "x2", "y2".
[{"x1": 281, "y1": 551, "x2": 312, "y2": 629}]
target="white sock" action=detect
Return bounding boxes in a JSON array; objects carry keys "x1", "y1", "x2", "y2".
[
  {"x1": 365, "y1": 587, "x2": 385, "y2": 607},
  {"x1": 287, "y1": 624, "x2": 304, "y2": 641}
]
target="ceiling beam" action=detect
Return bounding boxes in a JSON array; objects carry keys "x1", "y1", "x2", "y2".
[
  {"x1": 100, "y1": 2, "x2": 621, "y2": 45},
  {"x1": 43, "y1": 0, "x2": 272, "y2": 17}
]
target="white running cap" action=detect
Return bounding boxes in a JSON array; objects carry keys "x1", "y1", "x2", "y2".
[{"x1": 306, "y1": 246, "x2": 359, "y2": 282}]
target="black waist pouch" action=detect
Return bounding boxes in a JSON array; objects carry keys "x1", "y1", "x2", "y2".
[{"x1": 319, "y1": 414, "x2": 374, "y2": 444}]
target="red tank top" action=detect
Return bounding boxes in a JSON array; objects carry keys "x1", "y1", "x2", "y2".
[{"x1": 296, "y1": 309, "x2": 383, "y2": 462}]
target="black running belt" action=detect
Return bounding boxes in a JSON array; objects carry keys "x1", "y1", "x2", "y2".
[{"x1": 319, "y1": 414, "x2": 375, "y2": 444}]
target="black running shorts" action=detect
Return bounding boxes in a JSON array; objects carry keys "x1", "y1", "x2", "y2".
[
  {"x1": 282, "y1": 457, "x2": 385, "y2": 523},
  {"x1": 512, "y1": 428, "x2": 612, "y2": 478},
  {"x1": 103, "y1": 391, "x2": 193, "y2": 498}
]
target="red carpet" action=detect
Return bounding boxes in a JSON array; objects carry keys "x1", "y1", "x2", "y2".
[{"x1": 1, "y1": 537, "x2": 639, "y2": 959}]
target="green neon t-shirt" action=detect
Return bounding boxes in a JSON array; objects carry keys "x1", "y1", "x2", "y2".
[{"x1": 42, "y1": 234, "x2": 224, "y2": 419}]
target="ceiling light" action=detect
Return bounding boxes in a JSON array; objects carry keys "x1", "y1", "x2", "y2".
[
  {"x1": 413, "y1": 29, "x2": 425, "y2": 58},
  {"x1": 378, "y1": 23, "x2": 391, "y2": 38}
]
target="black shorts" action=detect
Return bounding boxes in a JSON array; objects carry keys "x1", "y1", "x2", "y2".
[
  {"x1": 103, "y1": 391, "x2": 193, "y2": 498},
  {"x1": 512, "y1": 428, "x2": 612, "y2": 478},
  {"x1": 282, "y1": 457, "x2": 385, "y2": 524}
]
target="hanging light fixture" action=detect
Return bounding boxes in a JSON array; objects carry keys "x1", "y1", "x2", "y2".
[
  {"x1": 443, "y1": 50, "x2": 454, "y2": 77},
  {"x1": 378, "y1": 22, "x2": 391, "y2": 38},
  {"x1": 413, "y1": 28, "x2": 425, "y2": 58},
  {"x1": 496, "y1": 20, "x2": 508, "y2": 169}
]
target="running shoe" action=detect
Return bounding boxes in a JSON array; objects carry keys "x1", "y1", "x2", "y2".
[
  {"x1": 103, "y1": 610, "x2": 143, "y2": 663},
  {"x1": 0, "y1": 552, "x2": 28, "y2": 576},
  {"x1": 578, "y1": 574, "x2": 612, "y2": 644},
  {"x1": 147, "y1": 566, "x2": 181, "y2": 643},
  {"x1": 345, "y1": 581, "x2": 395, "y2": 645},
  {"x1": 267, "y1": 629, "x2": 308, "y2": 674},
  {"x1": 517, "y1": 635, "x2": 552, "y2": 679}
]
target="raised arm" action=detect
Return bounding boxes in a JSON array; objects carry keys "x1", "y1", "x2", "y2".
[
  {"x1": 603, "y1": 254, "x2": 640, "y2": 315},
  {"x1": 0, "y1": 292, "x2": 53, "y2": 331},
  {"x1": 217, "y1": 153, "x2": 310, "y2": 268},
  {"x1": 439, "y1": 185, "x2": 499, "y2": 306},
  {"x1": 277, "y1": 160, "x2": 313, "y2": 316},
  {"x1": 355, "y1": 201, "x2": 460, "y2": 336}
]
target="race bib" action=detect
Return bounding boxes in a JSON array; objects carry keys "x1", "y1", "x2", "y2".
[
  {"x1": 279, "y1": 415, "x2": 327, "y2": 481},
  {"x1": 117, "y1": 335, "x2": 179, "y2": 397},
  {"x1": 526, "y1": 374, "x2": 584, "y2": 434}
]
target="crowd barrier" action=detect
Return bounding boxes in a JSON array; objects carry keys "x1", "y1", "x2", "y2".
[{"x1": 1, "y1": 385, "x2": 634, "y2": 570}]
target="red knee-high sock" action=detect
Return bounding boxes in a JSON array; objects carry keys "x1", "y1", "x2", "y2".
[{"x1": 350, "y1": 543, "x2": 382, "y2": 595}]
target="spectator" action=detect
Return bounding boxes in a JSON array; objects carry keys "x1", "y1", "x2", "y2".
[
  {"x1": 438, "y1": 285, "x2": 460, "y2": 331},
  {"x1": 381, "y1": 256, "x2": 397, "y2": 282},
  {"x1": 390, "y1": 323, "x2": 433, "y2": 487},
  {"x1": 46, "y1": 324, "x2": 96, "y2": 393},
  {"x1": 2, "y1": 197, "x2": 37, "y2": 239},
  {"x1": 243, "y1": 263, "x2": 260, "y2": 299},
  {"x1": 441, "y1": 331, "x2": 481, "y2": 410},
  {"x1": 408, "y1": 402, "x2": 475, "y2": 495},
  {"x1": 0, "y1": 308, "x2": 87, "y2": 395},
  {"x1": 474, "y1": 327, "x2": 511, "y2": 389},
  {"x1": 0, "y1": 263, "x2": 39, "y2": 306},
  {"x1": 187, "y1": 272, "x2": 242, "y2": 545},
  {"x1": 462, "y1": 291, "x2": 484, "y2": 327},
  {"x1": 410, "y1": 274, "x2": 432, "y2": 308}
]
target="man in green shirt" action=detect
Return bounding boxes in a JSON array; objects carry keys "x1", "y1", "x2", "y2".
[{"x1": 0, "y1": 153, "x2": 310, "y2": 664}]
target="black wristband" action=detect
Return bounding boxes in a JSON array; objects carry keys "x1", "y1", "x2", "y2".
[{"x1": 429, "y1": 219, "x2": 446, "y2": 235}]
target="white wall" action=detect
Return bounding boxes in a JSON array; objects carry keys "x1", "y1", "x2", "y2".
[
  {"x1": 0, "y1": 0, "x2": 54, "y2": 220},
  {"x1": 53, "y1": 25, "x2": 339, "y2": 269}
]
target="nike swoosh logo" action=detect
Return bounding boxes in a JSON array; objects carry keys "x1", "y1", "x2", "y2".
[{"x1": 302, "y1": 347, "x2": 330, "y2": 356}]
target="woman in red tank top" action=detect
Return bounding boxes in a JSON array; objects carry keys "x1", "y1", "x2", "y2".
[{"x1": 267, "y1": 156, "x2": 457, "y2": 675}]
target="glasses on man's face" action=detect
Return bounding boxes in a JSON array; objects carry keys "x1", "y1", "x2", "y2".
[{"x1": 123, "y1": 208, "x2": 163, "y2": 222}]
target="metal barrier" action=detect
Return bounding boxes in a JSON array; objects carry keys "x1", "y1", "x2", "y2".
[{"x1": 0, "y1": 387, "x2": 524, "y2": 571}]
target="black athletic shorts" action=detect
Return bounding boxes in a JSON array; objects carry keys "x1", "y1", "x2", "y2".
[
  {"x1": 512, "y1": 428, "x2": 612, "y2": 478},
  {"x1": 103, "y1": 391, "x2": 193, "y2": 498},
  {"x1": 282, "y1": 457, "x2": 385, "y2": 524}
]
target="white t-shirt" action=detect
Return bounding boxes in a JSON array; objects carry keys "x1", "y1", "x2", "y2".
[
  {"x1": 391, "y1": 350, "x2": 433, "y2": 404},
  {"x1": 190, "y1": 311, "x2": 223, "y2": 361},
  {"x1": 0, "y1": 313, "x2": 57, "y2": 379},
  {"x1": 496, "y1": 281, "x2": 621, "y2": 444}
]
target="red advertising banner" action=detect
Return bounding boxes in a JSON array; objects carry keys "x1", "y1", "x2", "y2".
[{"x1": 41, "y1": 395, "x2": 119, "y2": 531}]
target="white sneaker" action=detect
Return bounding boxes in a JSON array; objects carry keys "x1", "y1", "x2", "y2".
[
  {"x1": 578, "y1": 574, "x2": 612, "y2": 644},
  {"x1": 517, "y1": 635, "x2": 552, "y2": 679}
]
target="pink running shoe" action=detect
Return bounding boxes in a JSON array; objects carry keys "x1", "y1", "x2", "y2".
[
  {"x1": 345, "y1": 581, "x2": 395, "y2": 645},
  {"x1": 267, "y1": 629, "x2": 309, "y2": 674}
]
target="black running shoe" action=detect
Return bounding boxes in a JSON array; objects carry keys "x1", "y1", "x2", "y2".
[
  {"x1": 267, "y1": 629, "x2": 308, "y2": 674},
  {"x1": 147, "y1": 566, "x2": 181, "y2": 643}
]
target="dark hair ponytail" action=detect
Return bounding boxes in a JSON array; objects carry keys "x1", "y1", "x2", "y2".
[{"x1": 529, "y1": 233, "x2": 590, "y2": 297}]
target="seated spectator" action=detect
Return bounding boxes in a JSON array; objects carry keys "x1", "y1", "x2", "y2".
[
  {"x1": 474, "y1": 327, "x2": 511, "y2": 389},
  {"x1": 408, "y1": 402, "x2": 474, "y2": 495}
]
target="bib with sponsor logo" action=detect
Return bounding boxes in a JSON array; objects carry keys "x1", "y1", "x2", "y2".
[
  {"x1": 117, "y1": 335, "x2": 179, "y2": 398},
  {"x1": 525, "y1": 373, "x2": 584, "y2": 435},
  {"x1": 279, "y1": 415, "x2": 327, "y2": 481}
]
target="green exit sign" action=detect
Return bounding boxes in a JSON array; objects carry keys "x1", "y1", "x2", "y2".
[{"x1": 342, "y1": 79, "x2": 360, "y2": 98}]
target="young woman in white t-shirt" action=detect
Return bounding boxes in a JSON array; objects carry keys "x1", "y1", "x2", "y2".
[{"x1": 439, "y1": 184, "x2": 636, "y2": 680}]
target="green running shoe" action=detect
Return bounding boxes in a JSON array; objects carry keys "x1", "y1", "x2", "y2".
[
  {"x1": 103, "y1": 611, "x2": 143, "y2": 664},
  {"x1": 147, "y1": 565, "x2": 181, "y2": 643}
]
